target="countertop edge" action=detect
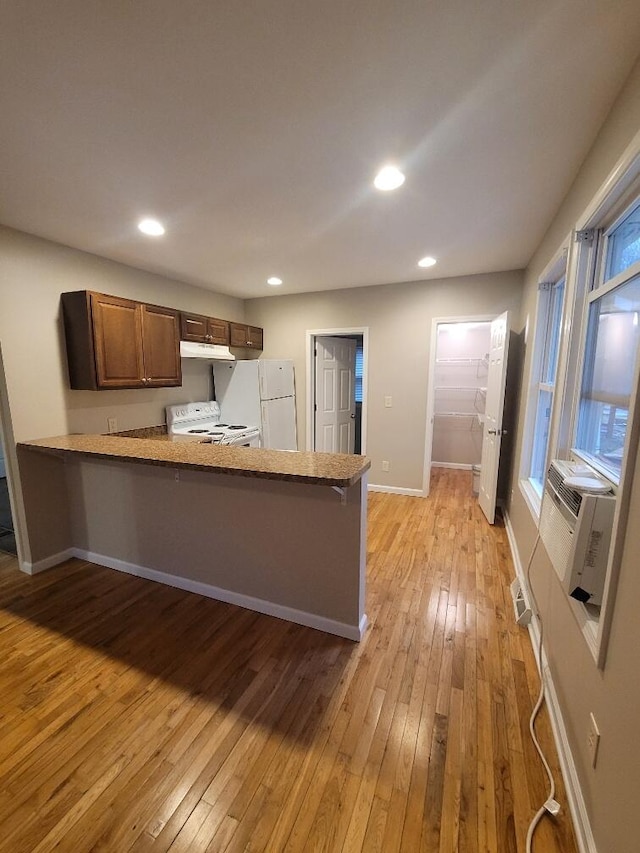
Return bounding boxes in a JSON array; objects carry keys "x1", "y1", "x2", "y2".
[{"x1": 17, "y1": 438, "x2": 371, "y2": 488}]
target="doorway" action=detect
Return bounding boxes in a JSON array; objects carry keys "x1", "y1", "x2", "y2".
[
  {"x1": 423, "y1": 316, "x2": 492, "y2": 495},
  {"x1": 306, "y1": 328, "x2": 368, "y2": 454},
  {"x1": 0, "y1": 445, "x2": 16, "y2": 555},
  {"x1": 0, "y1": 347, "x2": 18, "y2": 556},
  {"x1": 423, "y1": 312, "x2": 511, "y2": 523}
]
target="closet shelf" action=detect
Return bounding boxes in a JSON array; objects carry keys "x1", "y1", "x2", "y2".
[
  {"x1": 435, "y1": 385, "x2": 482, "y2": 391},
  {"x1": 435, "y1": 357, "x2": 488, "y2": 364},
  {"x1": 433, "y1": 411, "x2": 484, "y2": 431},
  {"x1": 434, "y1": 411, "x2": 476, "y2": 417},
  {"x1": 434, "y1": 386, "x2": 486, "y2": 416}
]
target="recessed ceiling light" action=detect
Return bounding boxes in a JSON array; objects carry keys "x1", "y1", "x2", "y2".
[
  {"x1": 138, "y1": 218, "x2": 165, "y2": 237},
  {"x1": 418, "y1": 256, "x2": 437, "y2": 268},
  {"x1": 374, "y1": 165, "x2": 405, "y2": 191},
  {"x1": 267, "y1": 276, "x2": 283, "y2": 286}
]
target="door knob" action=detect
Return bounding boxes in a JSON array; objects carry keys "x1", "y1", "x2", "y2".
[
  {"x1": 350, "y1": 414, "x2": 356, "y2": 419},
  {"x1": 487, "y1": 429, "x2": 497, "y2": 435}
]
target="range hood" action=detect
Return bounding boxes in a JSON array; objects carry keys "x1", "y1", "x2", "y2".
[{"x1": 179, "y1": 341, "x2": 236, "y2": 361}]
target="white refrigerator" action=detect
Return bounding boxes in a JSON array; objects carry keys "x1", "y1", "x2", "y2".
[{"x1": 212, "y1": 359, "x2": 298, "y2": 451}]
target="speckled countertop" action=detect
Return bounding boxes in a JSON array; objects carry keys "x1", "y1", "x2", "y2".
[{"x1": 18, "y1": 434, "x2": 371, "y2": 487}]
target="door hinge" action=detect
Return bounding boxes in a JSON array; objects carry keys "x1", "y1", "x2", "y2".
[
  {"x1": 575, "y1": 229, "x2": 594, "y2": 245},
  {"x1": 314, "y1": 403, "x2": 317, "y2": 412}
]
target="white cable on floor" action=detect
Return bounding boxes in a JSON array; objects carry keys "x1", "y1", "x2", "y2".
[{"x1": 523, "y1": 533, "x2": 560, "y2": 853}]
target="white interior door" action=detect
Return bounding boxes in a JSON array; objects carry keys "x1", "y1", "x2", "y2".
[
  {"x1": 314, "y1": 336, "x2": 356, "y2": 453},
  {"x1": 479, "y1": 311, "x2": 510, "y2": 524}
]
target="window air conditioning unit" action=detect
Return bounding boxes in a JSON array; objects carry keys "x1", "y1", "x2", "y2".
[{"x1": 539, "y1": 460, "x2": 615, "y2": 607}]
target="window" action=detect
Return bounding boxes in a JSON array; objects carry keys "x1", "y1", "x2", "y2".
[
  {"x1": 574, "y1": 200, "x2": 640, "y2": 483},
  {"x1": 521, "y1": 266, "x2": 566, "y2": 511},
  {"x1": 354, "y1": 340, "x2": 363, "y2": 403},
  {"x1": 604, "y1": 199, "x2": 640, "y2": 282},
  {"x1": 527, "y1": 140, "x2": 640, "y2": 666}
]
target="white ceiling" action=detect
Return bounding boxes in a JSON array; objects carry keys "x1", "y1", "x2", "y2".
[{"x1": 1, "y1": 1, "x2": 639, "y2": 299}]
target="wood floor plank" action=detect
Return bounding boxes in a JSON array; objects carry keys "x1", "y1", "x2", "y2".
[{"x1": 0, "y1": 470, "x2": 579, "y2": 853}]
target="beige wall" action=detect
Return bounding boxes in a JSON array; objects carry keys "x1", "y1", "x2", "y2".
[
  {"x1": 245, "y1": 272, "x2": 523, "y2": 490},
  {"x1": 0, "y1": 226, "x2": 245, "y2": 441},
  {"x1": 507, "y1": 56, "x2": 640, "y2": 852}
]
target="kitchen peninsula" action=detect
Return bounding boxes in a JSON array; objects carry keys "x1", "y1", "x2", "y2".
[{"x1": 17, "y1": 436, "x2": 371, "y2": 640}]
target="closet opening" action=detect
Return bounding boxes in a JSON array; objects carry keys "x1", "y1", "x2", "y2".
[{"x1": 423, "y1": 317, "x2": 492, "y2": 496}]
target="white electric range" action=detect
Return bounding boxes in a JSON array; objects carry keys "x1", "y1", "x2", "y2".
[{"x1": 166, "y1": 401, "x2": 261, "y2": 446}]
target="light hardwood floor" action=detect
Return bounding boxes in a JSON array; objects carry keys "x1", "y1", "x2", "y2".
[{"x1": 0, "y1": 469, "x2": 578, "y2": 852}]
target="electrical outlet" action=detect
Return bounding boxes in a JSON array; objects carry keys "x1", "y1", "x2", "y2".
[
  {"x1": 587, "y1": 712, "x2": 600, "y2": 768},
  {"x1": 384, "y1": 396, "x2": 392, "y2": 408},
  {"x1": 107, "y1": 417, "x2": 117, "y2": 434},
  {"x1": 382, "y1": 461, "x2": 390, "y2": 472}
]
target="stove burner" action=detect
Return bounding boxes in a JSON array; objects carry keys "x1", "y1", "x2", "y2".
[
  {"x1": 188, "y1": 429, "x2": 209, "y2": 433},
  {"x1": 216, "y1": 423, "x2": 229, "y2": 428},
  {"x1": 228, "y1": 425, "x2": 247, "y2": 430}
]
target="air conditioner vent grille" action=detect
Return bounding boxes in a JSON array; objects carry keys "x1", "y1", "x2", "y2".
[{"x1": 547, "y1": 464, "x2": 583, "y2": 517}]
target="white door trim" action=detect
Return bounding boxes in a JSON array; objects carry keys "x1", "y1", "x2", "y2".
[
  {"x1": 422, "y1": 314, "x2": 495, "y2": 496},
  {"x1": 305, "y1": 327, "x2": 369, "y2": 454}
]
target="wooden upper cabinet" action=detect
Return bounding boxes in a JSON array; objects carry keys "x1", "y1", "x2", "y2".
[
  {"x1": 229, "y1": 322, "x2": 248, "y2": 348},
  {"x1": 91, "y1": 293, "x2": 145, "y2": 388},
  {"x1": 180, "y1": 312, "x2": 229, "y2": 345},
  {"x1": 247, "y1": 325, "x2": 263, "y2": 349},
  {"x1": 141, "y1": 304, "x2": 182, "y2": 387},
  {"x1": 229, "y1": 322, "x2": 264, "y2": 350},
  {"x1": 62, "y1": 291, "x2": 182, "y2": 390},
  {"x1": 208, "y1": 317, "x2": 231, "y2": 345}
]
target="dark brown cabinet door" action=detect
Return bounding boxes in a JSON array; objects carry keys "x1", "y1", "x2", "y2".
[
  {"x1": 91, "y1": 293, "x2": 145, "y2": 388},
  {"x1": 247, "y1": 326, "x2": 263, "y2": 349},
  {"x1": 180, "y1": 312, "x2": 209, "y2": 342},
  {"x1": 229, "y1": 322, "x2": 248, "y2": 347},
  {"x1": 207, "y1": 317, "x2": 230, "y2": 345},
  {"x1": 141, "y1": 305, "x2": 181, "y2": 386}
]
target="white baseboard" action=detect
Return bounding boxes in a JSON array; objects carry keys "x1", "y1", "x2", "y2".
[
  {"x1": 71, "y1": 548, "x2": 365, "y2": 642},
  {"x1": 20, "y1": 548, "x2": 76, "y2": 575},
  {"x1": 367, "y1": 484, "x2": 424, "y2": 496},
  {"x1": 503, "y1": 510, "x2": 597, "y2": 853}
]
